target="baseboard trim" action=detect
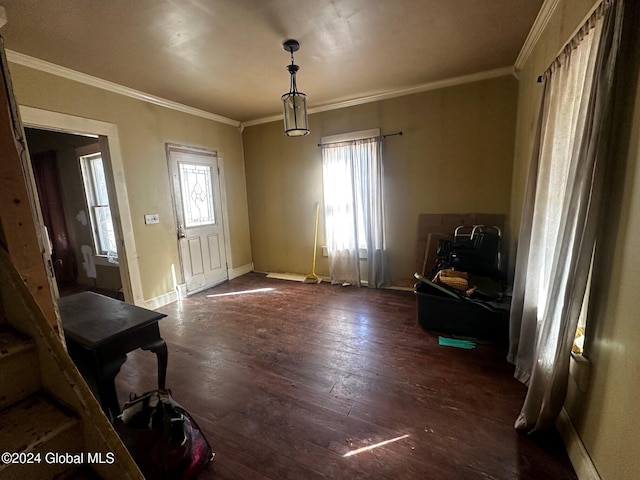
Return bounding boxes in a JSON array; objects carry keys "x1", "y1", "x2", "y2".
[
  {"x1": 144, "y1": 290, "x2": 178, "y2": 310},
  {"x1": 229, "y1": 263, "x2": 254, "y2": 279},
  {"x1": 143, "y1": 265, "x2": 253, "y2": 308},
  {"x1": 556, "y1": 408, "x2": 600, "y2": 480}
]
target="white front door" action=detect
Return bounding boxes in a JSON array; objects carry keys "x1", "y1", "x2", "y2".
[{"x1": 167, "y1": 145, "x2": 228, "y2": 294}]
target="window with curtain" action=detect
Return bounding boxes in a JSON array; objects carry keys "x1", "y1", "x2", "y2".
[
  {"x1": 508, "y1": 0, "x2": 623, "y2": 432},
  {"x1": 321, "y1": 129, "x2": 390, "y2": 288}
]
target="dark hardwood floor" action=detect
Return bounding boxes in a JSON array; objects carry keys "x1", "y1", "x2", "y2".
[{"x1": 115, "y1": 272, "x2": 577, "y2": 479}]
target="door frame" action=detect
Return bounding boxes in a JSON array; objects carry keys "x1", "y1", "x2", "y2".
[
  {"x1": 166, "y1": 143, "x2": 232, "y2": 295},
  {"x1": 19, "y1": 106, "x2": 145, "y2": 306}
]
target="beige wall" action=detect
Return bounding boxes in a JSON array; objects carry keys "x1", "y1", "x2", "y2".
[
  {"x1": 243, "y1": 76, "x2": 518, "y2": 286},
  {"x1": 9, "y1": 63, "x2": 252, "y2": 303},
  {"x1": 510, "y1": 1, "x2": 640, "y2": 479}
]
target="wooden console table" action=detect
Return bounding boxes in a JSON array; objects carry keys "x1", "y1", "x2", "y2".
[{"x1": 58, "y1": 291, "x2": 168, "y2": 421}]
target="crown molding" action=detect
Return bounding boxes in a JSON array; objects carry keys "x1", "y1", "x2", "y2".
[
  {"x1": 514, "y1": 0, "x2": 561, "y2": 74},
  {"x1": 6, "y1": 49, "x2": 514, "y2": 131},
  {"x1": 6, "y1": 50, "x2": 241, "y2": 127},
  {"x1": 242, "y1": 66, "x2": 515, "y2": 128}
]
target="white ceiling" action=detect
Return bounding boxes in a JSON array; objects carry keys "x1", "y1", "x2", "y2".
[{"x1": 0, "y1": 0, "x2": 543, "y2": 124}]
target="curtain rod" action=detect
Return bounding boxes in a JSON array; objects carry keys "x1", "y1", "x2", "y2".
[
  {"x1": 536, "y1": 0, "x2": 610, "y2": 83},
  {"x1": 383, "y1": 131, "x2": 403, "y2": 139},
  {"x1": 317, "y1": 131, "x2": 402, "y2": 147}
]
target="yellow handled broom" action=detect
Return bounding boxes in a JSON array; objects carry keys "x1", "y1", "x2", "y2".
[{"x1": 303, "y1": 203, "x2": 322, "y2": 284}]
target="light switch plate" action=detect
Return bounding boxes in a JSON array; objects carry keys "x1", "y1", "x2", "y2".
[{"x1": 144, "y1": 214, "x2": 159, "y2": 224}]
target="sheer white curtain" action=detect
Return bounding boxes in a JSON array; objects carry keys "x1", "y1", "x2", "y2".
[
  {"x1": 321, "y1": 137, "x2": 390, "y2": 287},
  {"x1": 508, "y1": 0, "x2": 623, "y2": 432}
]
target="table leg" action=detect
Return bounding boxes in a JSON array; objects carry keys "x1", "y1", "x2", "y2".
[
  {"x1": 142, "y1": 338, "x2": 168, "y2": 390},
  {"x1": 100, "y1": 354, "x2": 128, "y2": 421}
]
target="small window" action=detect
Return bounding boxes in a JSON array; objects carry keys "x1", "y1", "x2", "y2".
[
  {"x1": 79, "y1": 146, "x2": 117, "y2": 257},
  {"x1": 321, "y1": 128, "x2": 382, "y2": 252},
  {"x1": 178, "y1": 162, "x2": 216, "y2": 227}
]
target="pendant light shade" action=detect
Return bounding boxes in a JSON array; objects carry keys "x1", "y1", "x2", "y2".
[{"x1": 282, "y1": 39, "x2": 309, "y2": 136}]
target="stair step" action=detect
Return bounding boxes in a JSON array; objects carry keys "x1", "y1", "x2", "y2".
[
  {"x1": 0, "y1": 328, "x2": 40, "y2": 410},
  {"x1": 0, "y1": 394, "x2": 83, "y2": 480}
]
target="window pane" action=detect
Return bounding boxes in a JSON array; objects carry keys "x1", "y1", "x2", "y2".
[
  {"x1": 90, "y1": 157, "x2": 110, "y2": 205},
  {"x1": 179, "y1": 162, "x2": 215, "y2": 227},
  {"x1": 94, "y1": 206, "x2": 117, "y2": 253}
]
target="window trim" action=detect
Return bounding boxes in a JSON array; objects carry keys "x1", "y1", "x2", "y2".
[
  {"x1": 77, "y1": 144, "x2": 117, "y2": 260},
  {"x1": 320, "y1": 128, "x2": 380, "y2": 145}
]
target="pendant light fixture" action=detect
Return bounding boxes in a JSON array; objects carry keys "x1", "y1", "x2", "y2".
[{"x1": 281, "y1": 39, "x2": 309, "y2": 136}]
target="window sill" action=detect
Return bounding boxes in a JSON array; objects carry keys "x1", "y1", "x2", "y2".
[
  {"x1": 569, "y1": 352, "x2": 591, "y2": 393},
  {"x1": 94, "y1": 255, "x2": 118, "y2": 267}
]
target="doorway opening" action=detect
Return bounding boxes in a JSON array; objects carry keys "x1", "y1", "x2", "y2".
[
  {"x1": 19, "y1": 106, "x2": 144, "y2": 306},
  {"x1": 25, "y1": 127, "x2": 123, "y2": 299}
]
